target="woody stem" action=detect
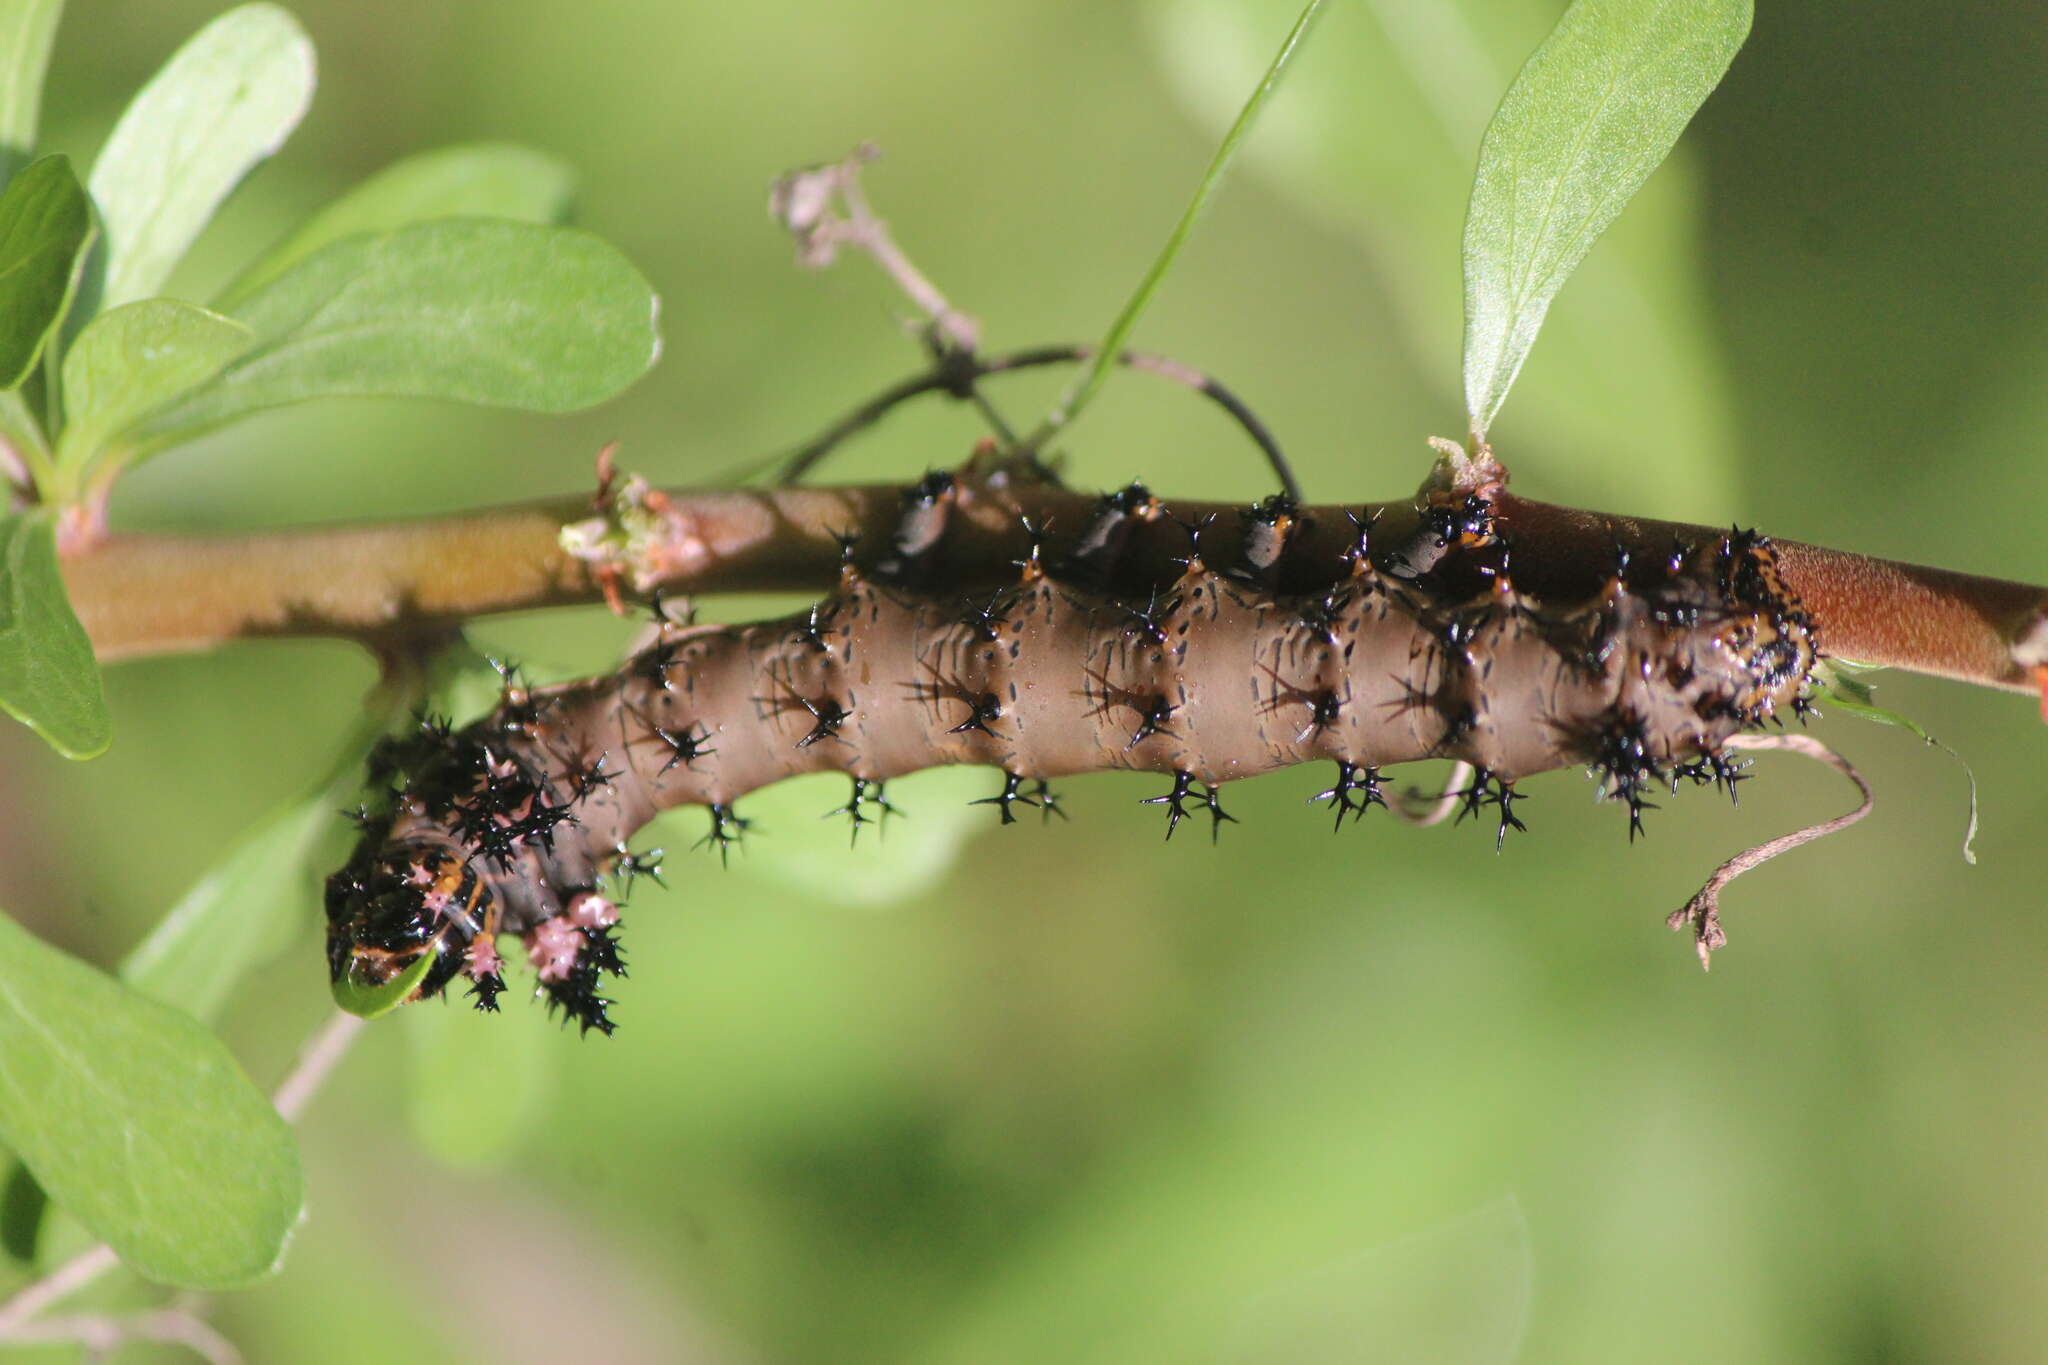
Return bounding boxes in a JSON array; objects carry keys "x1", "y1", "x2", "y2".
[{"x1": 57, "y1": 483, "x2": 2048, "y2": 699}]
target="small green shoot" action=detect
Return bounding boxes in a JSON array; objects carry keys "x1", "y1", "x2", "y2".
[
  {"x1": 55, "y1": 299, "x2": 252, "y2": 489},
  {"x1": 1026, "y1": 0, "x2": 1328, "y2": 451}
]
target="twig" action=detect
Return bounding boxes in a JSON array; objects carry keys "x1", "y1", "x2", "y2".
[
  {"x1": 0, "y1": 1011, "x2": 367, "y2": 1348},
  {"x1": 769, "y1": 143, "x2": 979, "y2": 356},
  {"x1": 273, "y1": 1011, "x2": 366, "y2": 1123},
  {"x1": 1388, "y1": 761, "x2": 1474, "y2": 827},
  {"x1": 770, "y1": 144, "x2": 1033, "y2": 456},
  {"x1": 1667, "y1": 733, "x2": 1875, "y2": 969},
  {"x1": 4, "y1": 1306, "x2": 243, "y2": 1364},
  {"x1": 774, "y1": 345, "x2": 1301, "y2": 501},
  {"x1": 0, "y1": 1245, "x2": 119, "y2": 1332}
]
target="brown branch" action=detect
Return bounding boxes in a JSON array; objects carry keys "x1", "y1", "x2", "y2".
[
  {"x1": 58, "y1": 480, "x2": 2048, "y2": 702},
  {"x1": 1485, "y1": 494, "x2": 2048, "y2": 695}
]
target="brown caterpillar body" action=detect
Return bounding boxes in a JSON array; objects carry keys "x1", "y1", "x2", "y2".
[{"x1": 326, "y1": 475, "x2": 1818, "y2": 1032}]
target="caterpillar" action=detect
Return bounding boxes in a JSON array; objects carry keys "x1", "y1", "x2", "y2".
[{"x1": 326, "y1": 461, "x2": 1820, "y2": 1033}]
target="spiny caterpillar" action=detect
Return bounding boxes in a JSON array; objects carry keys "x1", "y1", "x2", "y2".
[{"x1": 326, "y1": 462, "x2": 1820, "y2": 1033}]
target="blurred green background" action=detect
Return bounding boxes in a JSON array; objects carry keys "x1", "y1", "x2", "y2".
[{"x1": 3, "y1": 1, "x2": 2046, "y2": 1360}]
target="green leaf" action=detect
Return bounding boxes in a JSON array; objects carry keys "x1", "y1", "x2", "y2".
[
  {"x1": 0, "y1": 0, "x2": 65, "y2": 185},
  {"x1": 1461, "y1": 0, "x2": 1750, "y2": 441},
  {"x1": 121, "y1": 794, "x2": 333, "y2": 1024},
  {"x1": 140, "y1": 219, "x2": 661, "y2": 448},
  {"x1": 0, "y1": 511, "x2": 108, "y2": 758},
  {"x1": 1031, "y1": 0, "x2": 1327, "y2": 449},
  {"x1": 220, "y1": 142, "x2": 576, "y2": 307},
  {"x1": 0, "y1": 795, "x2": 326, "y2": 1275},
  {"x1": 0, "y1": 154, "x2": 93, "y2": 390},
  {"x1": 1148, "y1": 0, "x2": 1738, "y2": 520},
  {"x1": 0, "y1": 907, "x2": 301, "y2": 1288},
  {"x1": 54, "y1": 299, "x2": 251, "y2": 479},
  {"x1": 86, "y1": 3, "x2": 313, "y2": 310}
]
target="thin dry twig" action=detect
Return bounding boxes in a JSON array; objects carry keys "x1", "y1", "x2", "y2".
[
  {"x1": 0, "y1": 1245, "x2": 120, "y2": 1333},
  {"x1": 6, "y1": 1306, "x2": 243, "y2": 1364},
  {"x1": 773, "y1": 344, "x2": 1301, "y2": 501},
  {"x1": 769, "y1": 143, "x2": 981, "y2": 356},
  {"x1": 273, "y1": 1010, "x2": 366, "y2": 1124},
  {"x1": 1668, "y1": 733, "x2": 1875, "y2": 969}
]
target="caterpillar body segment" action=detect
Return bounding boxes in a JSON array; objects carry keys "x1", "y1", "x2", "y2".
[{"x1": 327, "y1": 475, "x2": 1819, "y2": 1031}]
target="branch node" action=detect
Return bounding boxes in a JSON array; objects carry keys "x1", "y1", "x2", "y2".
[{"x1": 560, "y1": 445, "x2": 712, "y2": 612}]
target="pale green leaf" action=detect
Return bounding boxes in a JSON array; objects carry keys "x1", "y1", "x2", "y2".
[
  {"x1": 0, "y1": 153, "x2": 92, "y2": 390},
  {"x1": 1147, "y1": 0, "x2": 1737, "y2": 519},
  {"x1": 220, "y1": 141, "x2": 575, "y2": 307},
  {"x1": 0, "y1": 0, "x2": 64, "y2": 185},
  {"x1": 1032, "y1": 0, "x2": 1327, "y2": 451},
  {"x1": 87, "y1": 3, "x2": 314, "y2": 310},
  {"x1": 55, "y1": 299, "x2": 251, "y2": 478},
  {"x1": 121, "y1": 794, "x2": 333, "y2": 1024},
  {"x1": 2, "y1": 794, "x2": 327, "y2": 1272},
  {"x1": 0, "y1": 907, "x2": 301, "y2": 1288},
  {"x1": 141, "y1": 219, "x2": 660, "y2": 448},
  {"x1": 1462, "y1": 0, "x2": 1751, "y2": 440},
  {"x1": 0, "y1": 510, "x2": 108, "y2": 758}
]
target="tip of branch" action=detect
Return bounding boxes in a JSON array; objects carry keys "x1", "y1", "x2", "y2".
[{"x1": 1666, "y1": 895, "x2": 1726, "y2": 970}]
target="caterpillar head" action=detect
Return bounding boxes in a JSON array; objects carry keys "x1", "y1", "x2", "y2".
[{"x1": 325, "y1": 844, "x2": 496, "y2": 1017}]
